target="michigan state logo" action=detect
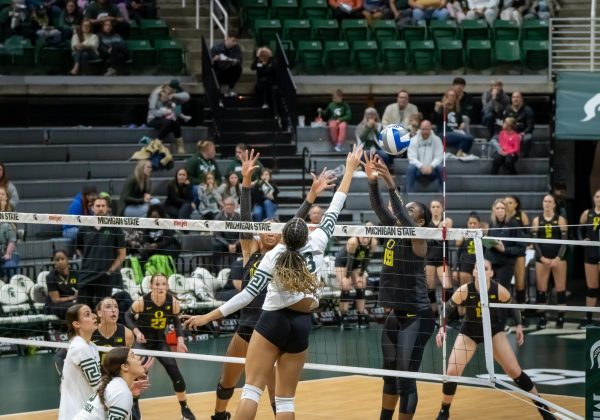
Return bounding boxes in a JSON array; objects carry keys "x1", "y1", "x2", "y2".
[
  {"x1": 590, "y1": 339, "x2": 600, "y2": 369},
  {"x1": 582, "y1": 93, "x2": 600, "y2": 122}
]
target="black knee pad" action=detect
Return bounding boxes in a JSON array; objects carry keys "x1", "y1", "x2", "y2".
[
  {"x1": 443, "y1": 288, "x2": 454, "y2": 302},
  {"x1": 173, "y1": 378, "x2": 186, "y2": 393},
  {"x1": 587, "y1": 288, "x2": 600, "y2": 298},
  {"x1": 216, "y1": 381, "x2": 235, "y2": 400},
  {"x1": 428, "y1": 289, "x2": 437, "y2": 304},
  {"x1": 536, "y1": 291, "x2": 547, "y2": 304},
  {"x1": 383, "y1": 376, "x2": 397, "y2": 395},
  {"x1": 442, "y1": 381, "x2": 458, "y2": 396},
  {"x1": 340, "y1": 289, "x2": 351, "y2": 303},
  {"x1": 514, "y1": 371, "x2": 534, "y2": 392},
  {"x1": 397, "y1": 378, "x2": 418, "y2": 414},
  {"x1": 355, "y1": 288, "x2": 365, "y2": 300},
  {"x1": 556, "y1": 291, "x2": 567, "y2": 305}
]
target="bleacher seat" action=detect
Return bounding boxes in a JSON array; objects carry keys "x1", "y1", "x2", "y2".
[
  {"x1": 341, "y1": 19, "x2": 370, "y2": 43},
  {"x1": 495, "y1": 39, "x2": 521, "y2": 68},
  {"x1": 140, "y1": 19, "x2": 170, "y2": 40},
  {"x1": 271, "y1": 0, "x2": 299, "y2": 20},
  {"x1": 9, "y1": 275, "x2": 35, "y2": 295},
  {"x1": 253, "y1": 19, "x2": 283, "y2": 45},
  {"x1": 38, "y1": 47, "x2": 71, "y2": 74},
  {"x1": 128, "y1": 20, "x2": 141, "y2": 39},
  {"x1": 370, "y1": 20, "x2": 398, "y2": 42},
  {"x1": 36, "y1": 271, "x2": 49, "y2": 289},
  {"x1": 297, "y1": 40, "x2": 324, "y2": 73},
  {"x1": 380, "y1": 39, "x2": 408, "y2": 72},
  {"x1": 270, "y1": 39, "x2": 296, "y2": 66},
  {"x1": 522, "y1": 19, "x2": 549, "y2": 41},
  {"x1": 437, "y1": 38, "x2": 463, "y2": 71},
  {"x1": 283, "y1": 19, "x2": 312, "y2": 44},
  {"x1": 429, "y1": 19, "x2": 459, "y2": 41},
  {"x1": 493, "y1": 19, "x2": 520, "y2": 40},
  {"x1": 154, "y1": 39, "x2": 185, "y2": 74},
  {"x1": 460, "y1": 19, "x2": 489, "y2": 41},
  {"x1": 402, "y1": 20, "x2": 427, "y2": 42},
  {"x1": 141, "y1": 275, "x2": 152, "y2": 294},
  {"x1": 299, "y1": 0, "x2": 329, "y2": 19},
  {"x1": 522, "y1": 39, "x2": 549, "y2": 70},
  {"x1": 312, "y1": 19, "x2": 339, "y2": 42},
  {"x1": 0, "y1": 284, "x2": 30, "y2": 314},
  {"x1": 127, "y1": 39, "x2": 156, "y2": 72},
  {"x1": 409, "y1": 40, "x2": 435, "y2": 73},
  {"x1": 466, "y1": 39, "x2": 493, "y2": 70},
  {"x1": 323, "y1": 40, "x2": 351, "y2": 72},
  {"x1": 241, "y1": 0, "x2": 270, "y2": 29},
  {"x1": 353, "y1": 40, "x2": 379, "y2": 73},
  {"x1": 4, "y1": 36, "x2": 35, "y2": 71}
]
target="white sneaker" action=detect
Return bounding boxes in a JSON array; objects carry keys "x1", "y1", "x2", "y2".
[
  {"x1": 445, "y1": 152, "x2": 459, "y2": 160},
  {"x1": 180, "y1": 113, "x2": 192, "y2": 122},
  {"x1": 261, "y1": 104, "x2": 269, "y2": 109},
  {"x1": 225, "y1": 90, "x2": 237, "y2": 98},
  {"x1": 458, "y1": 153, "x2": 480, "y2": 162},
  {"x1": 334, "y1": 144, "x2": 344, "y2": 152}
]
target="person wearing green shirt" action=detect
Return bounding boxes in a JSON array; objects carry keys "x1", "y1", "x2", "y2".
[
  {"x1": 186, "y1": 139, "x2": 222, "y2": 185},
  {"x1": 226, "y1": 143, "x2": 263, "y2": 182},
  {"x1": 319, "y1": 89, "x2": 352, "y2": 152}
]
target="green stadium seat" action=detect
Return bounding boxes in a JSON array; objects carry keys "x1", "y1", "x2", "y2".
[
  {"x1": 154, "y1": 39, "x2": 185, "y2": 74},
  {"x1": 353, "y1": 40, "x2": 378, "y2": 73},
  {"x1": 429, "y1": 19, "x2": 459, "y2": 41},
  {"x1": 269, "y1": 39, "x2": 296, "y2": 66},
  {"x1": 253, "y1": 19, "x2": 282, "y2": 46},
  {"x1": 283, "y1": 19, "x2": 312, "y2": 44},
  {"x1": 436, "y1": 38, "x2": 463, "y2": 70},
  {"x1": 380, "y1": 39, "x2": 407, "y2": 72},
  {"x1": 409, "y1": 39, "x2": 435, "y2": 73},
  {"x1": 127, "y1": 39, "x2": 156, "y2": 72},
  {"x1": 522, "y1": 19, "x2": 549, "y2": 41},
  {"x1": 370, "y1": 20, "x2": 398, "y2": 42},
  {"x1": 493, "y1": 19, "x2": 519, "y2": 40},
  {"x1": 466, "y1": 39, "x2": 492, "y2": 70},
  {"x1": 494, "y1": 39, "x2": 521, "y2": 66},
  {"x1": 312, "y1": 19, "x2": 339, "y2": 42},
  {"x1": 37, "y1": 47, "x2": 71, "y2": 74},
  {"x1": 299, "y1": 0, "x2": 329, "y2": 19},
  {"x1": 0, "y1": 0, "x2": 12, "y2": 9},
  {"x1": 140, "y1": 19, "x2": 170, "y2": 40},
  {"x1": 402, "y1": 20, "x2": 427, "y2": 42},
  {"x1": 241, "y1": 0, "x2": 270, "y2": 29},
  {"x1": 522, "y1": 39, "x2": 548, "y2": 70},
  {"x1": 128, "y1": 20, "x2": 141, "y2": 39},
  {"x1": 271, "y1": 0, "x2": 299, "y2": 20},
  {"x1": 323, "y1": 40, "x2": 351, "y2": 73},
  {"x1": 297, "y1": 40, "x2": 323, "y2": 73},
  {"x1": 460, "y1": 19, "x2": 489, "y2": 41},
  {"x1": 4, "y1": 36, "x2": 34, "y2": 71},
  {"x1": 341, "y1": 19, "x2": 370, "y2": 43}
]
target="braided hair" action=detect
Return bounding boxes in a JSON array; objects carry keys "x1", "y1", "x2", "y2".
[
  {"x1": 273, "y1": 218, "x2": 321, "y2": 295},
  {"x1": 97, "y1": 347, "x2": 130, "y2": 411}
]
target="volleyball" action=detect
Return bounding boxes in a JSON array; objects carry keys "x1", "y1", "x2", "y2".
[{"x1": 377, "y1": 124, "x2": 412, "y2": 155}]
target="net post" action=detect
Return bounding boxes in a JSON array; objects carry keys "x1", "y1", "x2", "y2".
[{"x1": 473, "y1": 235, "x2": 495, "y2": 385}]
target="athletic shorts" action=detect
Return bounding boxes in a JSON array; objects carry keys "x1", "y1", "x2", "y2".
[
  {"x1": 334, "y1": 250, "x2": 364, "y2": 271},
  {"x1": 459, "y1": 260, "x2": 475, "y2": 275},
  {"x1": 254, "y1": 308, "x2": 312, "y2": 353},
  {"x1": 459, "y1": 323, "x2": 504, "y2": 345},
  {"x1": 236, "y1": 324, "x2": 255, "y2": 343},
  {"x1": 426, "y1": 242, "x2": 444, "y2": 267},
  {"x1": 535, "y1": 244, "x2": 564, "y2": 262},
  {"x1": 585, "y1": 245, "x2": 600, "y2": 264}
]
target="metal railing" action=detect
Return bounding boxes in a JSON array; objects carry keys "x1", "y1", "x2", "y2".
[
  {"x1": 201, "y1": 35, "x2": 222, "y2": 138},
  {"x1": 550, "y1": 17, "x2": 600, "y2": 75},
  {"x1": 274, "y1": 34, "x2": 298, "y2": 134},
  {"x1": 179, "y1": 0, "x2": 228, "y2": 43}
]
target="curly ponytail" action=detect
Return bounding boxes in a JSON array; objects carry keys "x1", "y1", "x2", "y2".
[{"x1": 98, "y1": 347, "x2": 130, "y2": 411}]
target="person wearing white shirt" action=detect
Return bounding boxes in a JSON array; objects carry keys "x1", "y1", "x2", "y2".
[
  {"x1": 184, "y1": 145, "x2": 364, "y2": 420},
  {"x1": 465, "y1": 0, "x2": 499, "y2": 25},
  {"x1": 381, "y1": 90, "x2": 420, "y2": 128},
  {"x1": 405, "y1": 120, "x2": 444, "y2": 193}
]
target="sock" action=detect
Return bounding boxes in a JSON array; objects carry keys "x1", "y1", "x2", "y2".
[
  {"x1": 440, "y1": 402, "x2": 451, "y2": 415},
  {"x1": 271, "y1": 401, "x2": 276, "y2": 414},
  {"x1": 516, "y1": 289, "x2": 526, "y2": 303},
  {"x1": 380, "y1": 408, "x2": 394, "y2": 420},
  {"x1": 179, "y1": 400, "x2": 188, "y2": 409},
  {"x1": 212, "y1": 412, "x2": 228, "y2": 420}
]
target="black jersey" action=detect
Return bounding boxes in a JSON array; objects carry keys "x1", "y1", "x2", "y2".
[
  {"x1": 378, "y1": 238, "x2": 429, "y2": 312},
  {"x1": 459, "y1": 281, "x2": 505, "y2": 343},
  {"x1": 137, "y1": 293, "x2": 175, "y2": 344},
  {"x1": 459, "y1": 237, "x2": 476, "y2": 265},
  {"x1": 335, "y1": 242, "x2": 372, "y2": 271},
  {"x1": 426, "y1": 219, "x2": 445, "y2": 265},
  {"x1": 239, "y1": 252, "x2": 265, "y2": 327},
  {"x1": 537, "y1": 213, "x2": 562, "y2": 257},
  {"x1": 585, "y1": 208, "x2": 600, "y2": 241},
  {"x1": 512, "y1": 211, "x2": 525, "y2": 227},
  {"x1": 92, "y1": 324, "x2": 127, "y2": 348}
]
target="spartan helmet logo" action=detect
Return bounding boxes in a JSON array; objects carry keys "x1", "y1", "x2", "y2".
[
  {"x1": 204, "y1": 220, "x2": 210, "y2": 229},
  {"x1": 77, "y1": 216, "x2": 82, "y2": 223},
  {"x1": 33, "y1": 214, "x2": 38, "y2": 221},
  {"x1": 581, "y1": 93, "x2": 600, "y2": 122},
  {"x1": 591, "y1": 340, "x2": 600, "y2": 369},
  {"x1": 154, "y1": 218, "x2": 160, "y2": 226},
  {"x1": 342, "y1": 225, "x2": 348, "y2": 234}
]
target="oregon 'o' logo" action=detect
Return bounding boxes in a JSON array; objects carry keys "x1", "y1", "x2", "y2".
[{"x1": 590, "y1": 339, "x2": 600, "y2": 369}]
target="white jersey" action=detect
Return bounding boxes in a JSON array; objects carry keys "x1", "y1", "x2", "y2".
[
  {"x1": 58, "y1": 336, "x2": 102, "y2": 420},
  {"x1": 220, "y1": 192, "x2": 346, "y2": 316},
  {"x1": 74, "y1": 377, "x2": 133, "y2": 420}
]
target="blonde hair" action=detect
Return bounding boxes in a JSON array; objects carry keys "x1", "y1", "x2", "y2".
[
  {"x1": 503, "y1": 116, "x2": 517, "y2": 130},
  {"x1": 133, "y1": 160, "x2": 151, "y2": 192},
  {"x1": 361, "y1": 107, "x2": 380, "y2": 124},
  {"x1": 490, "y1": 198, "x2": 508, "y2": 225},
  {"x1": 443, "y1": 89, "x2": 461, "y2": 113}
]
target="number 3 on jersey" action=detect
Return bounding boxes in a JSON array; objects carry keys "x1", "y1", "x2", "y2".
[{"x1": 302, "y1": 252, "x2": 316, "y2": 273}]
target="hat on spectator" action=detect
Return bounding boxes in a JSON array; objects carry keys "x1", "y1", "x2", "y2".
[
  {"x1": 168, "y1": 79, "x2": 181, "y2": 91},
  {"x1": 99, "y1": 192, "x2": 112, "y2": 203}
]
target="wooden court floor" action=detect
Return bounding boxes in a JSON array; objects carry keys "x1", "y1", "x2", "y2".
[{"x1": 0, "y1": 375, "x2": 583, "y2": 420}]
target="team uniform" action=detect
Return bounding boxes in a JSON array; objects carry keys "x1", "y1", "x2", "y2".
[
  {"x1": 512, "y1": 211, "x2": 528, "y2": 257},
  {"x1": 459, "y1": 281, "x2": 505, "y2": 344},
  {"x1": 584, "y1": 208, "x2": 600, "y2": 264},
  {"x1": 534, "y1": 214, "x2": 565, "y2": 262},
  {"x1": 218, "y1": 191, "x2": 346, "y2": 353},
  {"x1": 236, "y1": 252, "x2": 265, "y2": 342},
  {"x1": 484, "y1": 219, "x2": 525, "y2": 290},
  {"x1": 426, "y1": 219, "x2": 445, "y2": 267},
  {"x1": 58, "y1": 336, "x2": 102, "y2": 420},
  {"x1": 334, "y1": 242, "x2": 372, "y2": 272},
  {"x1": 74, "y1": 377, "x2": 133, "y2": 420},
  {"x1": 458, "y1": 237, "x2": 476, "y2": 274}
]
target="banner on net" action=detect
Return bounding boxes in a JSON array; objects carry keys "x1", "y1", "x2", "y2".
[{"x1": 556, "y1": 71, "x2": 600, "y2": 140}]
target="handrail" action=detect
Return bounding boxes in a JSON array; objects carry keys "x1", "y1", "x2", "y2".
[
  {"x1": 274, "y1": 34, "x2": 298, "y2": 135},
  {"x1": 201, "y1": 35, "x2": 222, "y2": 138},
  {"x1": 550, "y1": 17, "x2": 600, "y2": 74},
  {"x1": 209, "y1": 0, "x2": 229, "y2": 46},
  {"x1": 302, "y1": 147, "x2": 311, "y2": 199}
]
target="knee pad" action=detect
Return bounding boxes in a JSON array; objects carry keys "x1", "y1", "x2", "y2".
[
  {"x1": 442, "y1": 381, "x2": 458, "y2": 396},
  {"x1": 340, "y1": 289, "x2": 351, "y2": 303},
  {"x1": 556, "y1": 291, "x2": 567, "y2": 305},
  {"x1": 443, "y1": 288, "x2": 454, "y2": 302},
  {"x1": 173, "y1": 378, "x2": 186, "y2": 393},
  {"x1": 428, "y1": 289, "x2": 437, "y2": 304},
  {"x1": 397, "y1": 378, "x2": 417, "y2": 396},
  {"x1": 383, "y1": 376, "x2": 397, "y2": 395},
  {"x1": 216, "y1": 381, "x2": 234, "y2": 400},
  {"x1": 514, "y1": 371, "x2": 534, "y2": 392},
  {"x1": 274, "y1": 396, "x2": 295, "y2": 413},
  {"x1": 241, "y1": 384, "x2": 263, "y2": 403},
  {"x1": 398, "y1": 378, "x2": 418, "y2": 414},
  {"x1": 587, "y1": 288, "x2": 600, "y2": 298},
  {"x1": 354, "y1": 288, "x2": 365, "y2": 300},
  {"x1": 536, "y1": 291, "x2": 547, "y2": 304}
]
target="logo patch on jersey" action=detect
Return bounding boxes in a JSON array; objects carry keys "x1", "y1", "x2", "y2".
[
  {"x1": 594, "y1": 216, "x2": 600, "y2": 232},
  {"x1": 166, "y1": 306, "x2": 171, "y2": 310},
  {"x1": 116, "y1": 337, "x2": 123, "y2": 343},
  {"x1": 490, "y1": 295, "x2": 496, "y2": 299}
]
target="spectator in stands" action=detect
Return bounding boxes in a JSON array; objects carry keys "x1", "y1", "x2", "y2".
[
  {"x1": 147, "y1": 83, "x2": 188, "y2": 154},
  {"x1": 446, "y1": 0, "x2": 466, "y2": 22},
  {"x1": 0, "y1": 163, "x2": 19, "y2": 209},
  {"x1": 433, "y1": 89, "x2": 474, "y2": 157},
  {"x1": 226, "y1": 143, "x2": 263, "y2": 182},
  {"x1": 164, "y1": 168, "x2": 194, "y2": 219},
  {"x1": 194, "y1": 172, "x2": 222, "y2": 220},
  {"x1": 389, "y1": 0, "x2": 413, "y2": 27},
  {"x1": 99, "y1": 191, "x2": 117, "y2": 215},
  {"x1": 452, "y1": 77, "x2": 474, "y2": 132},
  {"x1": 307, "y1": 204, "x2": 324, "y2": 224},
  {"x1": 70, "y1": 19, "x2": 99, "y2": 75},
  {"x1": 329, "y1": 0, "x2": 364, "y2": 20},
  {"x1": 213, "y1": 196, "x2": 241, "y2": 268},
  {"x1": 503, "y1": 91, "x2": 535, "y2": 157},
  {"x1": 529, "y1": 0, "x2": 557, "y2": 20},
  {"x1": 252, "y1": 168, "x2": 279, "y2": 221},
  {"x1": 217, "y1": 172, "x2": 241, "y2": 206},
  {"x1": 63, "y1": 185, "x2": 98, "y2": 242},
  {"x1": 187, "y1": 139, "x2": 221, "y2": 185},
  {"x1": 465, "y1": 0, "x2": 500, "y2": 25},
  {"x1": 356, "y1": 107, "x2": 393, "y2": 169},
  {"x1": 319, "y1": 89, "x2": 352, "y2": 152},
  {"x1": 0, "y1": 187, "x2": 18, "y2": 281},
  {"x1": 482, "y1": 79, "x2": 510, "y2": 138},
  {"x1": 409, "y1": 0, "x2": 450, "y2": 22},
  {"x1": 491, "y1": 117, "x2": 520, "y2": 175},
  {"x1": 407, "y1": 111, "x2": 423, "y2": 137},
  {"x1": 57, "y1": 0, "x2": 82, "y2": 40},
  {"x1": 76, "y1": 196, "x2": 126, "y2": 308},
  {"x1": 98, "y1": 19, "x2": 129, "y2": 76},
  {"x1": 32, "y1": 5, "x2": 61, "y2": 45},
  {"x1": 0, "y1": 0, "x2": 33, "y2": 41},
  {"x1": 127, "y1": 0, "x2": 156, "y2": 25},
  {"x1": 211, "y1": 34, "x2": 243, "y2": 98},
  {"x1": 382, "y1": 89, "x2": 419, "y2": 128},
  {"x1": 140, "y1": 204, "x2": 180, "y2": 265},
  {"x1": 44, "y1": 250, "x2": 78, "y2": 319},
  {"x1": 406, "y1": 120, "x2": 444, "y2": 193},
  {"x1": 84, "y1": 0, "x2": 129, "y2": 37},
  {"x1": 500, "y1": 0, "x2": 531, "y2": 24},
  {"x1": 167, "y1": 79, "x2": 192, "y2": 124},
  {"x1": 362, "y1": 0, "x2": 390, "y2": 24},
  {"x1": 119, "y1": 159, "x2": 158, "y2": 217},
  {"x1": 251, "y1": 46, "x2": 277, "y2": 109}
]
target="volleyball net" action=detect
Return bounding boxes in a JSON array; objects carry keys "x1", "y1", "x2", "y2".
[{"x1": 0, "y1": 211, "x2": 594, "y2": 419}]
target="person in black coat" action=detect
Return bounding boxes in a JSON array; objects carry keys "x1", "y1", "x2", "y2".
[
  {"x1": 250, "y1": 46, "x2": 277, "y2": 109},
  {"x1": 210, "y1": 34, "x2": 243, "y2": 97},
  {"x1": 140, "y1": 204, "x2": 180, "y2": 265},
  {"x1": 164, "y1": 168, "x2": 194, "y2": 219}
]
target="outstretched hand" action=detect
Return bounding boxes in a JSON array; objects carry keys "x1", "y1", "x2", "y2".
[
  {"x1": 181, "y1": 314, "x2": 210, "y2": 330},
  {"x1": 309, "y1": 168, "x2": 337, "y2": 196},
  {"x1": 373, "y1": 159, "x2": 395, "y2": 188},
  {"x1": 362, "y1": 150, "x2": 379, "y2": 182},
  {"x1": 344, "y1": 144, "x2": 363, "y2": 173},
  {"x1": 241, "y1": 148, "x2": 260, "y2": 181}
]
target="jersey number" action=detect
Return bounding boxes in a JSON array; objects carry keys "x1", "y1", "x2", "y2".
[
  {"x1": 151, "y1": 310, "x2": 166, "y2": 329},
  {"x1": 302, "y1": 252, "x2": 316, "y2": 273}
]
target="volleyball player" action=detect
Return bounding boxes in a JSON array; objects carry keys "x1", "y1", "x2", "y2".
[
  {"x1": 455, "y1": 212, "x2": 481, "y2": 285},
  {"x1": 579, "y1": 188, "x2": 600, "y2": 328},
  {"x1": 183, "y1": 145, "x2": 363, "y2": 420},
  {"x1": 531, "y1": 194, "x2": 568, "y2": 329},
  {"x1": 426, "y1": 199, "x2": 454, "y2": 314},
  {"x1": 73, "y1": 347, "x2": 147, "y2": 420},
  {"x1": 125, "y1": 273, "x2": 196, "y2": 420},
  {"x1": 435, "y1": 260, "x2": 556, "y2": 420},
  {"x1": 363, "y1": 152, "x2": 434, "y2": 420},
  {"x1": 58, "y1": 304, "x2": 102, "y2": 420},
  {"x1": 335, "y1": 229, "x2": 378, "y2": 329},
  {"x1": 505, "y1": 195, "x2": 530, "y2": 306},
  {"x1": 210, "y1": 149, "x2": 337, "y2": 420}
]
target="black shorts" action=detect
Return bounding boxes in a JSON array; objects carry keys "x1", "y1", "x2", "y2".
[
  {"x1": 236, "y1": 324, "x2": 254, "y2": 343},
  {"x1": 334, "y1": 250, "x2": 363, "y2": 271},
  {"x1": 426, "y1": 242, "x2": 444, "y2": 267},
  {"x1": 459, "y1": 260, "x2": 475, "y2": 274},
  {"x1": 585, "y1": 245, "x2": 600, "y2": 264},
  {"x1": 254, "y1": 308, "x2": 312, "y2": 353},
  {"x1": 535, "y1": 244, "x2": 564, "y2": 263},
  {"x1": 459, "y1": 323, "x2": 504, "y2": 345}
]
